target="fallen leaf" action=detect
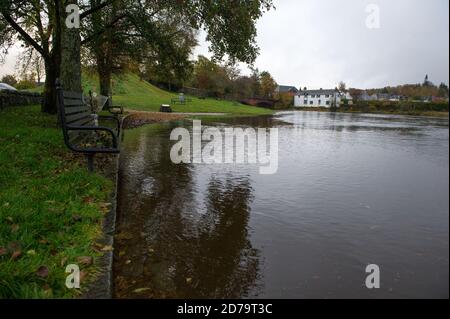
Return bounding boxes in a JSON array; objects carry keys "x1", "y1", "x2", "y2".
[
  {"x1": 80, "y1": 271, "x2": 87, "y2": 282},
  {"x1": 101, "y1": 245, "x2": 113, "y2": 252},
  {"x1": 5, "y1": 216, "x2": 13, "y2": 223},
  {"x1": 119, "y1": 251, "x2": 126, "y2": 257},
  {"x1": 11, "y1": 224, "x2": 19, "y2": 232},
  {"x1": 83, "y1": 197, "x2": 94, "y2": 204},
  {"x1": 186, "y1": 277, "x2": 192, "y2": 284},
  {"x1": 148, "y1": 248, "x2": 155, "y2": 253},
  {"x1": 3, "y1": 202, "x2": 10, "y2": 207},
  {"x1": 72, "y1": 215, "x2": 82, "y2": 222},
  {"x1": 38, "y1": 239, "x2": 49, "y2": 245},
  {"x1": 27, "y1": 249, "x2": 36, "y2": 256},
  {"x1": 11, "y1": 250, "x2": 21, "y2": 260},
  {"x1": 60, "y1": 257, "x2": 68, "y2": 267},
  {"x1": 0, "y1": 247, "x2": 7, "y2": 256},
  {"x1": 77, "y1": 256, "x2": 93, "y2": 266},
  {"x1": 36, "y1": 266, "x2": 49, "y2": 278},
  {"x1": 125, "y1": 259, "x2": 131, "y2": 265},
  {"x1": 133, "y1": 288, "x2": 151, "y2": 293}
]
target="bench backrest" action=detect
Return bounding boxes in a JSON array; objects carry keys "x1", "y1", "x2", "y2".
[
  {"x1": 56, "y1": 81, "x2": 95, "y2": 147},
  {"x1": 60, "y1": 91, "x2": 93, "y2": 127}
]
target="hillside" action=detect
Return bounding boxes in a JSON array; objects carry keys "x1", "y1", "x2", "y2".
[{"x1": 30, "y1": 72, "x2": 273, "y2": 116}]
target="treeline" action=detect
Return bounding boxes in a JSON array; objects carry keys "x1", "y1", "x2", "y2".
[
  {"x1": 141, "y1": 55, "x2": 278, "y2": 100},
  {"x1": 349, "y1": 76, "x2": 449, "y2": 100}
]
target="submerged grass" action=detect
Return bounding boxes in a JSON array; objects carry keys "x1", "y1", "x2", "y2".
[{"x1": 0, "y1": 105, "x2": 112, "y2": 298}]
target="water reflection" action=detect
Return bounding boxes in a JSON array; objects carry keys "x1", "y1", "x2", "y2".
[
  {"x1": 114, "y1": 123, "x2": 260, "y2": 298},
  {"x1": 115, "y1": 111, "x2": 449, "y2": 299}
]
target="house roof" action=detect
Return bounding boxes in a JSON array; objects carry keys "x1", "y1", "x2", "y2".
[
  {"x1": 277, "y1": 85, "x2": 298, "y2": 93},
  {"x1": 298, "y1": 89, "x2": 338, "y2": 95}
]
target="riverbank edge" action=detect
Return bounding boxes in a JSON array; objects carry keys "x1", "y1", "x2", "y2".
[
  {"x1": 81, "y1": 154, "x2": 119, "y2": 299},
  {"x1": 291, "y1": 107, "x2": 449, "y2": 118},
  {"x1": 83, "y1": 115, "x2": 132, "y2": 299}
]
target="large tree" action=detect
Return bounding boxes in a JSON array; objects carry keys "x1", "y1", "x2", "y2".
[{"x1": 1, "y1": 0, "x2": 273, "y2": 114}]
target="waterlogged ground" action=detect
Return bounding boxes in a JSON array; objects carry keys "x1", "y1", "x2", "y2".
[{"x1": 114, "y1": 112, "x2": 449, "y2": 299}]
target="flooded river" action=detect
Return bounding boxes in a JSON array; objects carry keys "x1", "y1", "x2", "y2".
[{"x1": 114, "y1": 111, "x2": 449, "y2": 299}]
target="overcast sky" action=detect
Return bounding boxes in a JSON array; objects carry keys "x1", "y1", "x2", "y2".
[
  {"x1": 1, "y1": 0, "x2": 449, "y2": 89},
  {"x1": 195, "y1": 0, "x2": 449, "y2": 89}
]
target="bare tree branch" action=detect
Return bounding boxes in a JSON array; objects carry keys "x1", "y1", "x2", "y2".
[
  {"x1": 80, "y1": 0, "x2": 117, "y2": 20},
  {"x1": 0, "y1": 11, "x2": 48, "y2": 59}
]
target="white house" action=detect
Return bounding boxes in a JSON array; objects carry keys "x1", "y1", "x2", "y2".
[{"x1": 294, "y1": 89, "x2": 343, "y2": 108}]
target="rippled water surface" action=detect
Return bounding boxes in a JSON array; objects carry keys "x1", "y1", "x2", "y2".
[{"x1": 114, "y1": 111, "x2": 449, "y2": 298}]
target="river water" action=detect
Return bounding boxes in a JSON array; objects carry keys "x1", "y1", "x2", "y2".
[{"x1": 114, "y1": 111, "x2": 449, "y2": 299}]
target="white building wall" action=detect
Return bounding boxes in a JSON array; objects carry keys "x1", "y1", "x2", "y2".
[{"x1": 294, "y1": 92, "x2": 342, "y2": 108}]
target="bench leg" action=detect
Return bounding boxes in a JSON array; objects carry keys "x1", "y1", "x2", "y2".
[{"x1": 86, "y1": 154, "x2": 95, "y2": 172}]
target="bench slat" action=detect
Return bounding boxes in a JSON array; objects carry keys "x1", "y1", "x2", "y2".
[
  {"x1": 64, "y1": 99, "x2": 86, "y2": 106},
  {"x1": 66, "y1": 112, "x2": 91, "y2": 124},
  {"x1": 65, "y1": 106, "x2": 90, "y2": 115},
  {"x1": 63, "y1": 91, "x2": 83, "y2": 99},
  {"x1": 68, "y1": 116, "x2": 95, "y2": 127}
]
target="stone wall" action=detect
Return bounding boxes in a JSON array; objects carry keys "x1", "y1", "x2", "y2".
[{"x1": 0, "y1": 90, "x2": 42, "y2": 109}]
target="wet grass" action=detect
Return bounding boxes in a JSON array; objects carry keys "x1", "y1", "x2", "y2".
[
  {"x1": 28, "y1": 73, "x2": 274, "y2": 116},
  {"x1": 106, "y1": 73, "x2": 274, "y2": 115},
  {"x1": 0, "y1": 105, "x2": 112, "y2": 298}
]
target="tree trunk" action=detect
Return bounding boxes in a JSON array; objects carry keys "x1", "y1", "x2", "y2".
[
  {"x1": 98, "y1": 58, "x2": 112, "y2": 100},
  {"x1": 91, "y1": 0, "x2": 117, "y2": 108},
  {"x1": 41, "y1": 0, "x2": 62, "y2": 114},
  {"x1": 41, "y1": 58, "x2": 59, "y2": 114},
  {"x1": 60, "y1": 0, "x2": 82, "y2": 92}
]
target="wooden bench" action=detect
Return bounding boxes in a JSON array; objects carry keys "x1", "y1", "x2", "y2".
[
  {"x1": 56, "y1": 80, "x2": 121, "y2": 172},
  {"x1": 171, "y1": 95, "x2": 192, "y2": 105}
]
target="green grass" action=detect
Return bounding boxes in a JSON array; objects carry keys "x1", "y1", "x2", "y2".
[
  {"x1": 0, "y1": 106, "x2": 112, "y2": 298},
  {"x1": 28, "y1": 72, "x2": 274, "y2": 116}
]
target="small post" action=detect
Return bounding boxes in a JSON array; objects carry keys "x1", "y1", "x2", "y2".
[{"x1": 86, "y1": 154, "x2": 95, "y2": 172}]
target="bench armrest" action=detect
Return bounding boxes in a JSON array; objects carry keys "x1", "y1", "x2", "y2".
[
  {"x1": 98, "y1": 115, "x2": 121, "y2": 135},
  {"x1": 66, "y1": 125, "x2": 119, "y2": 153}
]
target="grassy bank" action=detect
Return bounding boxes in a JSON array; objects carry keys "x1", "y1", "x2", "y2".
[
  {"x1": 0, "y1": 106, "x2": 112, "y2": 298},
  {"x1": 295, "y1": 105, "x2": 449, "y2": 118},
  {"x1": 100, "y1": 73, "x2": 273, "y2": 115},
  {"x1": 30, "y1": 72, "x2": 273, "y2": 116}
]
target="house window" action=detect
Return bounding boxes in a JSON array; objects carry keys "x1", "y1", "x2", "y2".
[
  {"x1": 310, "y1": 101, "x2": 314, "y2": 105},
  {"x1": 318, "y1": 100, "x2": 321, "y2": 105},
  {"x1": 326, "y1": 101, "x2": 330, "y2": 105},
  {"x1": 325, "y1": 94, "x2": 330, "y2": 98},
  {"x1": 304, "y1": 100, "x2": 307, "y2": 104}
]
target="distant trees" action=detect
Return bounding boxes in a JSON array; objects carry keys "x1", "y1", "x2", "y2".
[
  {"x1": 187, "y1": 56, "x2": 278, "y2": 100},
  {"x1": 348, "y1": 88, "x2": 361, "y2": 102},
  {"x1": 16, "y1": 48, "x2": 45, "y2": 84},
  {"x1": 438, "y1": 83, "x2": 449, "y2": 98},
  {"x1": 338, "y1": 81, "x2": 347, "y2": 92},
  {"x1": 260, "y1": 71, "x2": 277, "y2": 98},
  {"x1": 1, "y1": 74, "x2": 16, "y2": 86}
]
